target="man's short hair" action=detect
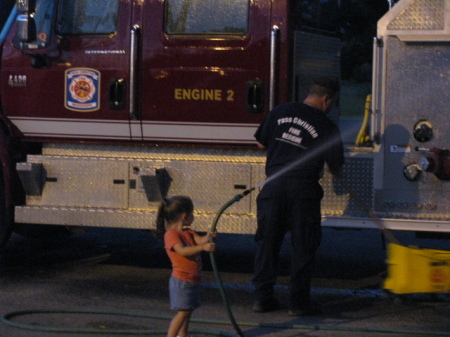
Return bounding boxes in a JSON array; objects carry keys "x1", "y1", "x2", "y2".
[{"x1": 309, "y1": 77, "x2": 340, "y2": 100}]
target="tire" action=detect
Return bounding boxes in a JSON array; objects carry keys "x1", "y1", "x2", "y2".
[
  {"x1": 0, "y1": 168, "x2": 12, "y2": 247},
  {"x1": 13, "y1": 224, "x2": 73, "y2": 239}
]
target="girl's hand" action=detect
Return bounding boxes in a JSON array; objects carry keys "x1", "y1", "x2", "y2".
[
  {"x1": 206, "y1": 231, "x2": 217, "y2": 239},
  {"x1": 202, "y1": 242, "x2": 216, "y2": 252},
  {"x1": 194, "y1": 231, "x2": 217, "y2": 245}
]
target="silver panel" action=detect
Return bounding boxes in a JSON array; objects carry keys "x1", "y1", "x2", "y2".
[
  {"x1": 251, "y1": 163, "x2": 266, "y2": 214},
  {"x1": 14, "y1": 206, "x2": 258, "y2": 234},
  {"x1": 321, "y1": 157, "x2": 374, "y2": 218},
  {"x1": 25, "y1": 156, "x2": 129, "y2": 208},
  {"x1": 16, "y1": 203, "x2": 450, "y2": 233},
  {"x1": 378, "y1": 0, "x2": 450, "y2": 41},
  {"x1": 17, "y1": 145, "x2": 265, "y2": 231},
  {"x1": 16, "y1": 141, "x2": 450, "y2": 231},
  {"x1": 41, "y1": 143, "x2": 266, "y2": 163},
  {"x1": 388, "y1": 0, "x2": 444, "y2": 31},
  {"x1": 376, "y1": 36, "x2": 450, "y2": 220},
  {"x1": 15, "y1": 206, "x2": 155, "y2": 229},
  {"x1": 164, "y1": 160, "x2": 252, "y2": 214},
  {"x1": 16, "y1": 162, "x2": 45, "y2": 196},
  {"x1": 128, "y1": 161, "x2": 169, "y2": 210},
  {"x1": 373, "y1": 0, "x2": 450, "y2": 224}
]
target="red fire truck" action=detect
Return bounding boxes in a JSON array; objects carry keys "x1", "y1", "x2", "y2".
[{"x1": 0, "y1": 0, "x2": 449, "y2": 246}]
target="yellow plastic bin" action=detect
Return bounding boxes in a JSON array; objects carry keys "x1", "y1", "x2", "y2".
[{"x1": 384, "y1": 243, "x2": 450, "y2": 294}]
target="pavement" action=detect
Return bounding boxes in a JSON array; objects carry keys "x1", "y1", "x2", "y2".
[{"x1": 0, "y1": 228, "x2": 449, "y2": 337}]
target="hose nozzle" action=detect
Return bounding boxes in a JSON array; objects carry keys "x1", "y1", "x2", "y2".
[{"x1": 238, "y1": 187, "x2": 256, "y2": 200}]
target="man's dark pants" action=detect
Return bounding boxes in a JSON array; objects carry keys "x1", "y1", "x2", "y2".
[{"x1": 252, "y1": 178, "x2": 322, "y2": 310}]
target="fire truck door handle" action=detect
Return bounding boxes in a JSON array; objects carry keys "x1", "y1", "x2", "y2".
[
  {"x1": 129, "y1": 25, "x2": 140, "y2": 120},
  {"x1": 269, "y1": 26, "x2": 279, "y2": 111},
  {"x1": 246, "y1": 80, "x2": 264, "y2": 113},
  {"x1": 371, "y1": 37, "x2": 383, "y2": 144},
  {"x1": 109, "y1": 78, "x2": 126, "y2": 110}
]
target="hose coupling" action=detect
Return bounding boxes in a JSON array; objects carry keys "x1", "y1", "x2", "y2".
[{"x1": 237, "y1": 187, "x2": 256, "y2": 200}]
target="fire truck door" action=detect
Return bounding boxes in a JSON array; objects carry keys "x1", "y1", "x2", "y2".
[
  {"x1": 138, "y1": 0, "x2": 272, "y2": 144},
  {"x1": 2, "y1": 0, "x2": 135, "y2": 141}
]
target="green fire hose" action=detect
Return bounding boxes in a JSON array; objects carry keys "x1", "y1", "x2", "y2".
[{"x1": 209, "y1": 187, "x2": 256, "y2": 337}]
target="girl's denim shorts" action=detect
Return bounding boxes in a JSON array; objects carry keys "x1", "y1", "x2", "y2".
[{"x1": 169, "y1": 275, "x2": 201, "y2": 311}]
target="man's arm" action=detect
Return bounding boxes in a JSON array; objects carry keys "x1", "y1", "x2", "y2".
[{"x1": 256, "y1": 142, "x2": 265, "y2": 149}]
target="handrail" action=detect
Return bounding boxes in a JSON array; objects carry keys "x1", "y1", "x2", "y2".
[
  {"x1": 129, "y1": 25, "x2": 140, "y2": 120},
  {"x1": 0, "y1": 6, "x2": 17, "y2": 44},
  {"x1": 370, "y1": 37, "x2": 382, "y2": 143},
  {"x1": 269, "y1": 25, "x2": 279, "y2": 111}
]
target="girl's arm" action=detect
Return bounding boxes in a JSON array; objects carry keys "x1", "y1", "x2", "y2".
[
  {"x1": 194, "y1": 232, "x2": 216, "y2": 245},
  {"x1": 172, "y1": 241, "x2": 215, "y2": 257}
]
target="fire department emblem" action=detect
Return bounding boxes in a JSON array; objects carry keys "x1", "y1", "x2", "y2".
[{"x1": 65, "y1": 68, "x2": 100, "y2": 112}]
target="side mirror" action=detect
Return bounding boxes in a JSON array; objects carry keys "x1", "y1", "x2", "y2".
[
  {"x1": 13, "y1": 0, "x2": 55, "y2": 51},
  {"x1": 16, "y1": 0, "x2": 36, "y2": 13},
  {"x1": 16, "y1": 14, "x2": 36, "y2": 42}
]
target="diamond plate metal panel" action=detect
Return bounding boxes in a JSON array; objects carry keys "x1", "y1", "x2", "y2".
[
  {"x1": 14, "y1": 205, "x2": 259, "y2": 234},
  {"x1": 250, "y1": 163, "x2": 266, "y2": 214},
  {"x1": 26, "y1": 156, "x2": 129, "y2": 208},
  {"x1": 192, "y1": 212, "x2": 257, "y2": 234},
  {"x1": 21, "y1": 141, "x2": 449, "y2": 231},
  {"x1": 375, "y1": 189, "x2": 450, "y2": 220},
  {"x1": 377, "y1": 36, "x2": 450, "y2": 221},
  {"x1": 127, "y1": 160, "x2": 169, "y2": 210},
  {"x1": 378, "y1": 0, "x2": 450, "y2": 41},
  {"x1": 42, "y1": 143, "x2": 266, "y2": 163},
  {"x1": 18, "y1": 146, "x2": 265, "y2": 229},
  {"x1": 15, "y1": 206, "x2": 155, "y2": 229},
  {"x1": 166, "y1": 160, "x2": 252, "y2": 214},
  {"x1": 321, "y1": 157, "x2": 374, "y2": 217},
  {"x1": 387, "y1": 0, "x2": 444, "y2": 31}
]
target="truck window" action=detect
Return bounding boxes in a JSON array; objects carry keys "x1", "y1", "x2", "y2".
[
  {"x1": 293, "y1": 0, "x2": 339, "y2": 33},
  {"x1": 57, "y1": 0, "x2": 119, "y2": 35},
  {"x1": 35, "y1": 0, "x2": 56, "y2": 42},
  {"x1": 165, "y1": 0, "x2": 249, "y2": 35}
]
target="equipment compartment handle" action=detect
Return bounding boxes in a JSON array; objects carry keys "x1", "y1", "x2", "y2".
[
  {"x1": 109, "y1": 78, "x2": 126, "y2": 110},
  {"x1": 246, "y1": 80, "x2": 264, "y2": 113}
]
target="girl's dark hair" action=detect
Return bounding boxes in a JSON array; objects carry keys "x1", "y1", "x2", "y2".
[{"x1": 155, "y1": 195, "x2": 194, "y2": 240}]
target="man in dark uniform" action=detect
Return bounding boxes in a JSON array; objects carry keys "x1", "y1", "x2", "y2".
[{"x1": 252, "y1": 78, "x2": 344, "y2": 316}]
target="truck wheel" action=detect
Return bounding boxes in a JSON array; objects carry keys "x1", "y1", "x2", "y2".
[
  {"x1": 0, "y1": 170, "x2": 12, "y2": 247},
  {"x1": 0, "y1": 211, "x2": 12, "y2": 247},
  {"x1": 13, "y1": 224, "x2": 73, "y2": 239}
]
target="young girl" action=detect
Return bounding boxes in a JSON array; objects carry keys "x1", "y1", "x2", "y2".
[{"x1": 156, "y1": 195, "x2": 216, "y2": 337}]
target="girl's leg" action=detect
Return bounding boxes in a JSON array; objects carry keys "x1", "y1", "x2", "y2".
[
  {"x1": 167, "y1": 310, "x2": 192, "y2": 337},
  {"x1": 178, "y1": 310, "x2": 192, "y2": 337}
]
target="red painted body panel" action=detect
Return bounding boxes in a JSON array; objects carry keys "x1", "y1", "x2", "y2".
[
  {"x1": 3, "y1": 6, "x2": 132, "y2": 118},
  {"x1": 1, "y1": 0, "x2": 293, "y2": 144},
  {"x1": 139, "y1": 0, "x2": 271, "y2": 124}
]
